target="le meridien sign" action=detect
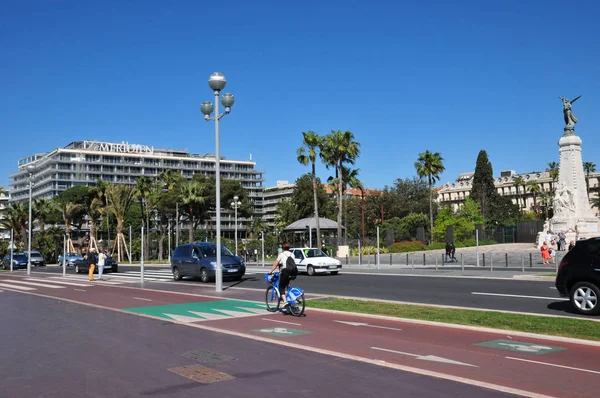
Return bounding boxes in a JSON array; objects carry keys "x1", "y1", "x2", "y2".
[{"x1": 83, "y1": 140, "x2": 155, "y2": 155}]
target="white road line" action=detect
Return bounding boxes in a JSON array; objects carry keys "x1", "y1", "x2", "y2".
[
  {"x1": 506, "y1": 356, "x2": 600, "y2": 375},
  {"x1": 132, "y1": 297, "x2": 152, "y2": 301},
  {"x1": 26, "y1": 278, "x2": 90, "y2": 287},
  {"x1": 2, "y1": 280, "x2": 65, "y2": 289},
  {"x1": 261, "y1": 318, "x2": 302, "y2": 326},
  {"x1": 471, "y1": 292, "x2": 568, "y2": 301},
  {"x1": 0, "y1": 283, "x2": 35, "y2": 291},
  {"x1": 74, "y1": 289, "x2": 87, "y2": 292}
]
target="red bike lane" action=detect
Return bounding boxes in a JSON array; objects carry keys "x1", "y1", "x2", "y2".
[{"x1": 2, "y1": 274, "x2": 599, "y2": 397}]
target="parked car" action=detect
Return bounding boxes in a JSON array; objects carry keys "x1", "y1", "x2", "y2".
[
  {"x1": 555, "y1": 237, "x2": 600, "y2": 315},
  {"x1": 23, "y1": 250, "x2": 46, "y2": 266},
  {"x1": 58, "y1": 252, "x2": 84, "y2": 266},
  {"x1": 2, "y1": 253, "x2": 28, "y2": 270},
  {"x1": 171, "y1": 242, "x2": 245, "y2": 282},
  {"x1": 73, "y1": 256, "x2": 119, "y2": 274},
  {"x1": 290, "y1": 247, "x2": 342, "y2": 276}
]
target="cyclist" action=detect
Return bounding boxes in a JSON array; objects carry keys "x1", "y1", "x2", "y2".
[{"x1": 268, "y1": 242, "x2": 293, "y2": 306}]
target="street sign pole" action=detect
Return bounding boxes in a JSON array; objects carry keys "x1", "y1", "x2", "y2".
[{"x1": 141, "y1": 226, "x2": 145, "y2": 282}]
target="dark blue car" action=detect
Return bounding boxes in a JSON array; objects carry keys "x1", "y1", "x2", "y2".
[
  {"x1": 2, "y1": 253, "x2": 29, "y2": 270},
  {"x1": 171, "y1": 242, "x2": 246, "y2": 282}
]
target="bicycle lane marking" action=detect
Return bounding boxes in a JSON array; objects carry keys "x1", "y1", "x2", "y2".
[{"x1": 195, "y1": 309, "x2": 600, "y2": 398}]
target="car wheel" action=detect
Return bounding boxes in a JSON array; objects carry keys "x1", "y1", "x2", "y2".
[
  {"x1": 200, "y1": 268, "x2": 210, "y2": 283},
  {"x1": 307, "y1": 265, "x2": 315, "y2": 276},
  {"x1": 330, "y1": 271, "x2": 339, "y2": 275},
  {"x1": 569, "y1": 281, "x2": 600, "y2": 315},
  {"x1": 75, "y1": 265, "x2": 81, "y2": 274},
  {"x1": 173, "y1": 267, "x2": 182, "y2": 281}
]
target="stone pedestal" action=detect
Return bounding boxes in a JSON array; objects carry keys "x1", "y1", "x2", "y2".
[{"x1": 538, "y1": 127, "x2": 600, "y2": 246}]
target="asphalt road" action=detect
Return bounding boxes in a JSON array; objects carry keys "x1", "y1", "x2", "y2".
[
  {"x1": 31, "y1": 265, "x2": 582, "y2": 319},
  {"x1": 0, "y1": 290, "x2": 516, "y2": 398}
]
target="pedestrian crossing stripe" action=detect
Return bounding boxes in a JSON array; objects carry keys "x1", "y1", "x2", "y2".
[
  {"x1": 123, "y1": 299, "x2": 268, "y2": 322},
  {"x1": 0, "y1": 282, "x2": 35, "y2": 291}
]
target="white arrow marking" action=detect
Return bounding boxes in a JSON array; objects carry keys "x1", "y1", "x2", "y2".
[
  {"x1": 371, "y1": 347, "x2": 478, "y2": 367},
  {"x1": 213, "y1": 309, "x2": 263, "y2": 318},
  {"x1": 506, "y1": 357, "x2": 600, "y2": 375},
  {"x1": 334, "y1": 320, "x2": 402, "y2": 331},
  {"x1": 163, "y1": 313, "x2": 203, "y2": 323},
  {"x1": 188, "y1": 311, "x2": 229, "y2": 321}
]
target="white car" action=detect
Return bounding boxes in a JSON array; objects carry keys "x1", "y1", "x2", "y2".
[{"x1": 290, "y1": 247, "x2": 342, "y2": 276}]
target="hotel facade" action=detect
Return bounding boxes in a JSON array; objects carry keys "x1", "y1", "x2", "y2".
[{"x1": 8, "y1": 140, "x2": 265, "y2": 234}]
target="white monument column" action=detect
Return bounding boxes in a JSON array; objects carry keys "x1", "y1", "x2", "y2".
[{"x1": 545, "y1": 96, "x2": 600, "y2": 243}]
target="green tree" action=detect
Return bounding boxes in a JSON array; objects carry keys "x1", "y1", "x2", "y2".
[
  {"x1": 104, "y1": 183, "x2": 137, "y2": 261},
  {"x1": 33, "y1": 199, "x2": 56, "y2": 232},
  {"x1": 547, "y1": 162, "x2": 559, "y2": 193},
  {"x1": 512, "y1": 175, "x2": 525, "y2": 211},
  {"x1": 414, "y1": 150, "x2": 445, "y2": 244},
  {"x1": 290, "y1": 174, "x2": 334, "y2": 220},
  {"x1": 297, "y1": 130, "x2": 323, "y2": 248},
  {"x1": 136, "y1": 176, "x2": 154, "y2": 260},
  {"x1": 526, "y1": 180, "x2": 541, "y2": 217},
  {"x1": 1, "y1": 203, "x2": 28, "y2": 245},
  {"x1": 470, "y1": 150, "x2": 496, "y2": 220},
  {"x1": 320, "y1": 130, "x2": 360, "y2": 249},
  {"x1": 180, "y1": 179, "x2": 209, "y2": 244},
  {"x1": 583, "y1": 161, "x2": 596, "y2": 199}
]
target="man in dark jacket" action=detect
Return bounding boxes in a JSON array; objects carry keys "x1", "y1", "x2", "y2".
[{"x1": 87, "y1": 248, "x2": 98, "y2": 281}]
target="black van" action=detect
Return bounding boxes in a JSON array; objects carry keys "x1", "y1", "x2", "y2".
[
  {"x1": 555, "y1": 237, "x2": 600, "y2": 315},
  {"x1": 171, "y1": 242, "x2": 246, "y2": 282}
]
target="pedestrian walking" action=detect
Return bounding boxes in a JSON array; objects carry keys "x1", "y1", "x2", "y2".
[
  {"x1": 87, "y1": 248, "x2": 98, "y2": 281},
  {"x1": 549, "y1": 248, "x2": 556, "y2": 264},
  {"x1": 558, "y1": 232, "x2": 567, "y2": 251},
  {"x1": 97, "y1": 249, "x2": 107, "y2": 280},
  {"x1": 540, "y1": 242, "x2": 550, "y2": 265}
]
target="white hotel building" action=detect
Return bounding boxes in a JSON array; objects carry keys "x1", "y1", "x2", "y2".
[{"x1": 8, "y1": 140, "x2": 265, "y2": 233}]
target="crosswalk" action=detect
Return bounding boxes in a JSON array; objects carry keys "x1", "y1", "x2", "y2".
[{"x1": 0, "y1": 275, "x2": 127, "y2": 292}]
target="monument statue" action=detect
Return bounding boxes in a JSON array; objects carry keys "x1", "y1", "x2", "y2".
[{"x1": 560, "y1": 95, "x2": 581, "y2": 127}]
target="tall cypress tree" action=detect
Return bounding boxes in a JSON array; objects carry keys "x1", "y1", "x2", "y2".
[{"x1": 470, "y1": 150, "x2": 497, "y2": 219}]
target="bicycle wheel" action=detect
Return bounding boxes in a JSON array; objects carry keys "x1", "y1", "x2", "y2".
[
  {"x1": 288, "y1": 293, "x2": 305, "y2": 317},
  {"x1": 265, "y1": 286, "x2": 281, "y2": 312}
]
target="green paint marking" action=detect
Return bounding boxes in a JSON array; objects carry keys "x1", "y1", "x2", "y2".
[
  {"x1": 252, "y1": 327, "x2": 310, "y2": 337},
  {"x1": 123, "y1": 299, "x2": 267, "y2": 322},
  {"x1": 476, "y1": 339, "x2": 566, "y2": 355}
]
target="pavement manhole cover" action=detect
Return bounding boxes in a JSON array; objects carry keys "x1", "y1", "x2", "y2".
[
  {"x1": 178, "y1": 350, "x2": 235, "y2": 363},
  {"x1": 168, "y1": 364, "x2": 235, "y2": 384}
]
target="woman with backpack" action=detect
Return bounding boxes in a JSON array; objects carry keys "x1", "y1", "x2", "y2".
[{"x1": 268, "y1": 242, "x2": 296, "y2": 306}]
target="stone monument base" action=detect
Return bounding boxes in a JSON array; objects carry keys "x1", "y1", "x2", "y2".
[{"x1": 536, "y1": 218, "x2": 600, "y2": 247}]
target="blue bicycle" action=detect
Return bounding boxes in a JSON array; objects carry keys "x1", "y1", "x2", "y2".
[{"x1": 264, "y1": 272, "x2": 305, "y2": 316}]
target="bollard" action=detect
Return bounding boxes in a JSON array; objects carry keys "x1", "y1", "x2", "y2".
[
  {"x1": 482, "y1": 253, "x2": 486, "y2": 267},
  {"x1": 505, "y1": 253, "x2": 508, "y2": 267},
  {"x1": 490, "y1": 253, "x2": 493, "y2": 272},
  {"x1": 406, "y1": 253, "x2": 409, "y2": 266},
  {"x1": 411, "y1": 255, "x2": 414, "y2": 270},
  {"x1": 442, "y1": 253, "x2": 445, "y2": 267},
  {"x1": 529, "y1": 252, "x2": 533, "y2": 268},
  {"x1": 346, "y1": 255, "x2": 349, "y2": 265},
  {"x1": 389, "y1": 253, "x2": 392, "y2": 265},
  {"x1": 435, "y1": 256, "x2": 438, "y2": 271},
  {"x1": 374, "y1": 253, "x2": 377, "y2": 265},
  {"x1": 461, "y1": 253, "x2": 464, "y2": 271},
  {"x1": 521, "y1": 253, "x2": 524, "y2": 272},
  {"x1": 423, "y1": 253, "x2": 426, "y2": 266}
]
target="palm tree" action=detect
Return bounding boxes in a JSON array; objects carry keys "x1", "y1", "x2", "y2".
[
  {"x1": 320, "y1": 130, "x2": 361, "y2": 250},
  {"x1": 328, "y1": 166, "x2": 360, "y2": 244},
  {"x1": 592, "y1": 196, "x2": 600, "y2": 210},
  {"x1": 136, "y1": 176, "x2": 153, "y2": 261},
  {"x1": 180, "y1": 180, "x2": 208, "y2": 244},
  {"x1": 547, "y1": 162, "x2": 559, "y2": 193},
  {"x1": 297, "y1": 131, "x2": 323, "y2": 248},
  {"x1": 248, "y1": 217, "x2": 266, "y2": 240},
  {"x1": 57, "y1": 201, "x2": 83, "y2": 252},
  {"x1": 583, "y1": 161, "x2": 597, "y2": 199},
  {"x1": 0, "y1": 203, "x2": 28, "y2": 246},
  {"x1": 512, "y1": 176, "x2": 526, "y2": 210},
  {"x1": 414, "y1": 150, "x2": 445, "y2": 245},
  {"x1": 33, "y1": 198, "x2": 55, "y2": 232},
  {"x1": 540, "y1": 191, "x2": 553, "y2": 220},
  {"x1": 104, "y1": 183, "x2": 137, "y2": 262},
  {"x1": 526, "y1": 180, "x2": 541, "y2": 216}
]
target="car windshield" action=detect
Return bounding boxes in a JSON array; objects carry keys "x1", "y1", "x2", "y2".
[
  {"x1": 13, "y1": 255, "x2": 27, "y2": 260},
  {"x1": 30, "y1": 252, "x2": 43, "y2": 258},
  {"x1": 304, "y1": 249, "x2": 327, "y2": 258},
  {"x1": 198, "y1": 245, "x2": 234, "y2": 258}
]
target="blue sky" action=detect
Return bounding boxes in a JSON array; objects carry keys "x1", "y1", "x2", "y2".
[{"x1": 2, "y1": 0, "x2": 599, "y2": 191}]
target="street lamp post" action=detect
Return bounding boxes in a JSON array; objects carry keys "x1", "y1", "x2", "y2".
[
  {"x1": 231, "y1": 195, "x2": 241, "y2": 255},
  {"x1": 26, "y1": 165, "x2": 35, "y2": 275},
  {"x1": 200, "y1": 72, "x2": 235, "y2": 293}
]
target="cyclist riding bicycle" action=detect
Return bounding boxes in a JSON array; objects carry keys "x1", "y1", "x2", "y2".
[{"x1": 268, "y1": 242, "x2": 294, "y2": 306}]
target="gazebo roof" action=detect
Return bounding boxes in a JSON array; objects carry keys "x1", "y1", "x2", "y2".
[{"x1": 283, "y1": 217, "x2": 342, "y2": 231}]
